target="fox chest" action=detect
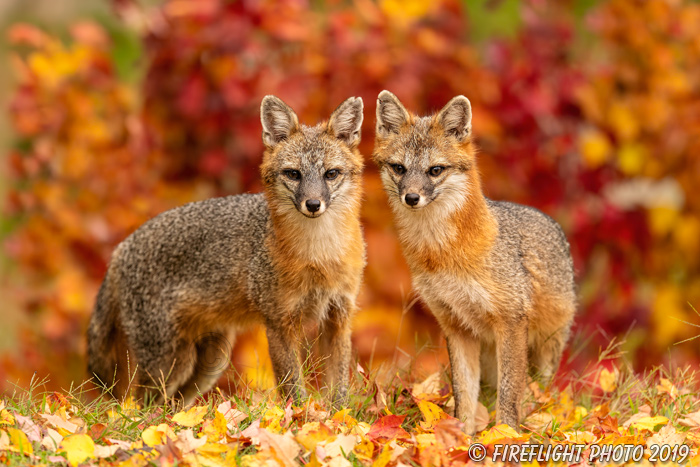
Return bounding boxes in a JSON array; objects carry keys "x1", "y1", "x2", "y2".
[{"x1": 414, "y1": 271, "x2": 497, "y2": 338}]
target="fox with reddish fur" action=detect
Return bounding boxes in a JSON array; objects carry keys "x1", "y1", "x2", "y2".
[{"x1": 373, "y1": 91, "x2": 576, "y2": 433}]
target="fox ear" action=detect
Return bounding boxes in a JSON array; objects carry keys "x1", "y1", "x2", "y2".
[
  {"x1": 376, "y1": 90, "x2": 409, "y2": 138},
  {"x1": 437, "y1": 95, "x2": 472, "y2": 142},
  {"x1": 261, "y1": 95, "x2": 299, "y2": 148},
  {"x1": 328, "y1": 97, "x2": 364, "y2": 148}
]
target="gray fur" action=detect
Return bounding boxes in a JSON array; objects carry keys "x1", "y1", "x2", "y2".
[{"x1": 88, "y1": 96, "x2": 366, "y2": 406}]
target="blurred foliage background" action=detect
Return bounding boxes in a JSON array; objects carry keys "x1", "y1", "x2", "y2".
[{"x1": 1, "y1": 0, "x2": 699, "y2": 394}]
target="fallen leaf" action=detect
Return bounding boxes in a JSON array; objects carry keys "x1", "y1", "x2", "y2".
[
  {"x1": 367, "y1": 415, "x2": 410, "y2": 441},
  {"x1": 217, "y1": 400, "x2": 247, "y2": 429},
  {"x1": 417, "y1": 399, "x2": 450, "y2": 431},
  {"x1": 41, "y1": 427, "x2": 63, "y2": 452},
  {"x1": 7, "y1": 427, "x2": 33, "y2": 455},
  {"x1": 478, "y1": 424, "x2": 525, "y2": 445},
  {"x1": 60, "y1": 433, "x2": 95, "y2": 466},
  {"x1": 0, "y1": 410, "x2": 15, "y2": 426},
  {"x1": 646, "y1": 424, "x2": 685, "y2": 448},
  {"x1": 258, "y1": 428, "x2": 301, "y2": 467},
  {"x1": 434, "y1": 418, "x2": 468, "y2": 450},
  {"x1": 475, "y1": 402, "x2": 489, "y2": 431},
  {"x1": 173, "y1": 429, "x2": 207, "y2": 454},
  {"x1": 680, "y1": 409, "x2": 700, "y2": 428},
  {"x1": 94, "y1": 444, "x2": 122, "y2": 459},
  {"x1": 412, "y1": 372, "x2": 442, "y2": 397},
  {"x1": 599, "y1": 367, "x2": 618, "y2": 393},
  {"x1": 630, "y1": 416, "x2": 669, "y2": 432},
  {"x1": 14, "y1": 414, "x2": 40, "y2": 442},
  {"x1": 563, "y1": 430, "x2": 597, "y2": 443},
  {"x1": 172, "y1": 406, "x2": 207, "y2": 427},
  {"x1": 323, "y1": 433, "x2": 358, "y2": 459},
  {"x1": 657, "y1": 378, "x2": 679, "y2": 400},
  {"x1": 40, "y1": 412, "x2": 78, "y2": 435},
  {"x1": 201, "y1": 410, "x2": 228, "y2": 442},
  {"x1": 296, "y1": 421, "x2": 334, "y2": 451},
  {"x1": 142, "y1": 423, "x2": 177, "y2": 447},
  {"x1": 330, "y1": 408, "x2": 358, "y2": 429},
  {"x1": 352, "y1": 436, "x2": 374, "y2": 460}
]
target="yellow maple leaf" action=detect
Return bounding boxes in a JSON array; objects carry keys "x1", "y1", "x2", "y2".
[
  {"x1": 372, "y1": 443, "x2": 393, "y2": 467},
  {"x1": 353, "y1": 436, "x2": 374, "y2": 460},
  {"x1": 260, "y1": 406, "x2": 286, "y2": 433},
  {"x1": 142, "y1": 423, "x2": 176, "y2": 447},
  {"x1": 657, "y1": 378, "x2": 679, "y2": 400},
  {"x1": 201, "y1": 410, "x2": 228, "y2": 443},
  {"x1": 417, "y1": 400, "x2": 448, "y2": 431},
  {"x1": 172, "y1": 406, "x2": 208, "y2": 427},
  {"x1": 478, "y1": 424, "x2": 524, "y2": 445},
  {"x1": 0, "y1": 409, "x2": 14, "y2": 426},
  {"x1": 599, "y1": 367, "x2": 618, "y2": 393},
  {"x1": 564, "y1": 430, "x2": 596, "y2": 443},
  {"x1": 196, "y1": 442, "x2": 231, "y2": 456},
  {"x1": 296, "y1": 421, "x2": 334, "y2": 451},
  {"x1": 631, "y1": 416, "x2": 669, "y2": 432},
  {"x1": 331, "y1": 408, "x2": 358, "y2": 428},
  {"x1": 60, "y1": 434, "x2": 95, "y2": 466},
  {"x1": 7, "y1": 427, "x2": 33, "y2": 455}
]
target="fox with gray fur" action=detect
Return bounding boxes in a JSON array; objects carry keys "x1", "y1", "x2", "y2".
[
  {"x1": 87, "y1": 95, "x2": 366, "y2": 407},
  {"x1": 373, "y1": 91, "x2": 575, "y2": 433}
]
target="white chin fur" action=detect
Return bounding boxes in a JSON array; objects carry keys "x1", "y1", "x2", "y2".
[
  {"x1": 274, "y1": 183, "x2": 356, "y2": 264},
  {"x1": 382, "y1": 171, "x2": 470, "y2": 249}
]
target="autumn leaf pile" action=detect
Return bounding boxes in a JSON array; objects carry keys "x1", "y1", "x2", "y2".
[{"x1": 4, "y1": 362, "x2": 700, "y2": 466}]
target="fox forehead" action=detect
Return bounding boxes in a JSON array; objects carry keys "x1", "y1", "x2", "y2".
[
  {"x1": 274, "y1": 125, "x2": 358, "y2": 171},
  {"x1": 377, "y1": 117, "x2": 456, "y2": 167}
]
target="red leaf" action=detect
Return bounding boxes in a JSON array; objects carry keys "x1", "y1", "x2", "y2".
[{"x1": 367, "y1": 415, "x2": 410, "y2": 441}]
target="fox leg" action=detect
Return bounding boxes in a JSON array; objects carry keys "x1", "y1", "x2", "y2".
[
  {"x1": 135, "y1": 344, "x2": 197, "y2": 406},
  {"x1": 495, "y1": 315, "x2": 528, "y2": 429},
  {"x1": 479, "y1": 341, "x2": 498, "y2": 388},
  {"x1": 175, "y1": 329, "x2": 236, "y2": 407},
  {"x1": 266, "y1": 324, "x2": 307, "y2": 404},
  {"x1": 445, "y1": 329, "x2": 481, "y2": 435},
  {"x1": 530, "y1": 325, "x2": 569, "y2": 383},
  {"x1": 319, "y1": 299, "x2": 354, "y2": 408}
]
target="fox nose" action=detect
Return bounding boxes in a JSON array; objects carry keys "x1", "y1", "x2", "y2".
[
  {"x1": 305, "y1": 199, "x2": 321, "y2": 213},
  {"x1": 405, "y1": 193, "x2": 420, "y2": 207}
]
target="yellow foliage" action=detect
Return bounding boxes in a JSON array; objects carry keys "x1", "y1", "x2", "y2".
[
  {"x1": 599, "y1": 367, "x2": 618, "y2": 393},
  {"x1": 580, "y1": 129, "x2": 612, "y2": 168},
  {"x1": 60, "y1": 434, "x2": 95, "y2": 466},
  {"x1": 141, "y1": 423, "x2": 175, "y2": 447},
  {"x1": 172, "y1": 406, "x2": 208, "y2": 427},
  {"x1": 631, "y1": 416, "x2": 669, "y2": 431}
]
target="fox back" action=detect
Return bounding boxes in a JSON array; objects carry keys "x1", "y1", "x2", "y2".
[
  {"x1": 373, "y1": 91, "x2": 575, "y2": 433},
  {"x1": 88, "y1": 95, "x2": 366, "y2": 407}
]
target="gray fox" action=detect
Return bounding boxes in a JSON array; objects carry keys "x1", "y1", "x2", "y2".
[
  {"x1": 373, "y1": 90, "x2": 576, "y2": 433},
  {"x1": 87, "y1": 95, "x2": 366, "y2": 407}
]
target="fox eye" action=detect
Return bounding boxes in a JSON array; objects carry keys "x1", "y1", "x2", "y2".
[
  {"x1": 283, "y1": 169, "x2": 301, "y2": 180},
  {"x1": 325, "y1": 169, "x2": 340, "y2": 180},
  {"x1": 390, "y1": 164, "x2": 406, "y2": 175},
  {"x1": 429, "y1": 166, "x2": 445, "y2": 177}
]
